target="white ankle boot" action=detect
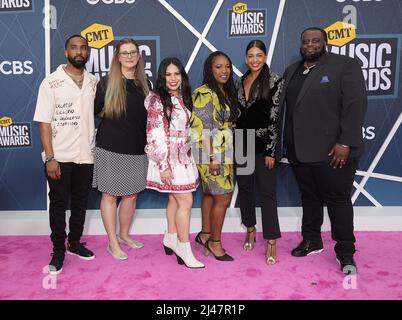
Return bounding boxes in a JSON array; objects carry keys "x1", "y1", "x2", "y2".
[
  {"x1": 163, "y1": 232, "x2": 177, "y2": 255},
  {"x1": 175, "y1": 241, "x2": 205, "y2": 268}
]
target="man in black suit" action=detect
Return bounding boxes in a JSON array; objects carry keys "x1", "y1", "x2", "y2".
[{"x1": 276, "y1": 27, "x2": 367, "y2": 275}]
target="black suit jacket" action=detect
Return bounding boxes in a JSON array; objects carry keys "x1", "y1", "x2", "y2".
[{"x1": 276, "y1": 53, "x2": 367, "y2": 163}]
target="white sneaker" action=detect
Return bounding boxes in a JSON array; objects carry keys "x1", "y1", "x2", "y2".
[{"x1": 175, "y1": 241, "x2": 205, "y2": 268}]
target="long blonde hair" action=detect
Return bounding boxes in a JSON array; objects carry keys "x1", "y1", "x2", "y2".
[{"x1": 104, "y1": 38, "x2": 149, "y2": 119}]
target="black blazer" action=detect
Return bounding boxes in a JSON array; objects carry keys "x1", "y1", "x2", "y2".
[
  {"x1": 275, "y1": 53, "x2": 367, "y2": 163},
  {"x1": 235, "y1": 70, "x2": 283, "y2": 157}
]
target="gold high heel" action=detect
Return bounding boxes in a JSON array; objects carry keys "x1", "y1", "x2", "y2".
[
  {"x1": 243, "y1": 227, "x2": 256, "y2": 251},
  {"x1": 266, "y1": 240, "x2": 277, "y2": 265}
]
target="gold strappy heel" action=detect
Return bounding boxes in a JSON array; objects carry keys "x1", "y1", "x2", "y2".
[
  {"x1": 243, "y1": 227, "x2": 257, "y2": 251},
  {"x1": 266, "y1": 240, "x2": 277, "y2": 265}
]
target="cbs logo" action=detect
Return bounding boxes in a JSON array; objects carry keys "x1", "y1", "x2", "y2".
[
  {"x1": 87, "y1": 0, "x2": 135, "y2": 4},
  {"x1": 362, "y1": 126, "x2": 375, "y2": 140},
  {"x1": 0, "y1": 61, "x2": 33, "y2": 75}
]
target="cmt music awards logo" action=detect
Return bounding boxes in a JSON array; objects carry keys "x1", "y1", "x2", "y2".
[
  {"x1": 0, "y1": 0, "x2": 33, "y2": 12},
  {"x1": 228, "y1": 2, "x2": 266, "y2": 37},
  {"x1": 0, "y1": 116, "x2": 32, "y2": 149},
  {"x1": 325, "y1": 21, "x2": 401, "y2": 98},
  {"x1": 81, "y1": 23, "x2": 158, "y2": 84}
]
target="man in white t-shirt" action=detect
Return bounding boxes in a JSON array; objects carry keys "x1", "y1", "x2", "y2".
[{"x1": 34, "y1": 35, "x2": 97, "y2": 275}]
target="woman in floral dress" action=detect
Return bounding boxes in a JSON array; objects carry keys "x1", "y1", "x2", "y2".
[
  {"x1": 191, "y1": 51, "x2": 240, "y2": 262},
  {"x1": 145, "y1": 57, "x2": 204, "y2": 269}
]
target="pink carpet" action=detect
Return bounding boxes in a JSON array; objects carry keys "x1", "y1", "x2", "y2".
[{"x1": 1, "y1": 232, "x2": 401, "y2": 300}]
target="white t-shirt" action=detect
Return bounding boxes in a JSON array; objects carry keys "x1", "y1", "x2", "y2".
[{"x1": 33, "y1": 64, "x2": 97, "y2": 164}]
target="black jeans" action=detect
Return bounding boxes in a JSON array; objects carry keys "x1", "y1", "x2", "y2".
[
  {"x1": 291, "y1": 158, "x2": 358, "y2": 256},
  {"x1": 45, "y1": 162, "x2": 93, "y2": 252},
  {"x1": 236, "y1": 153, "x2": 281, "y2": 240}
]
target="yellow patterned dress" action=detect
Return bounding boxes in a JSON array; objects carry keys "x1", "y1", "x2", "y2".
[{"x1": 191, "y1": 84, "x2": 236, "y2": 195}]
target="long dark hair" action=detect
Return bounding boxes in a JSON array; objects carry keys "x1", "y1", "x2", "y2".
[
  {"x1": 202, "y1": 51, "x2": 239, "y2": 122},
  {"x1": 155, "y1": 57, "x2": 193, "y2": 124},
  {"x1": 245, "y1": 40, "x2": 271, "y2": 101}
]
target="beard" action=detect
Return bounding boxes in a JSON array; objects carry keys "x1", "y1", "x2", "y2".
[
  {"x1": 67, "y1": 55, "x2": 88, "y2": 69},
  {"x1": 300, "y1": 46, "x2": 326, "y2": 62}
]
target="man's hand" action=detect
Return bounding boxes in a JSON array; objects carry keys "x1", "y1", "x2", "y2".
[
  {"x1": 46, "y1": 160, "x2": 61, "y2": 180},
  {"x1": 328, "y1": 143, "x2": 350, "y2": 169}
]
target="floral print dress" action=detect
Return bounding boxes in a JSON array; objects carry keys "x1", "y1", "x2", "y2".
[
  {"x1": 191, "y1": 84, "x2": 236, "y2": 195},
  {"x1": 144, "y1": 91, "x2": 199, "y2": 193}
]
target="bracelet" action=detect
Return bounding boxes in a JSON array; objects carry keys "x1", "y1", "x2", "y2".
[{"x1": 45, "y1": 156, "x2": 55, "y2": 163}]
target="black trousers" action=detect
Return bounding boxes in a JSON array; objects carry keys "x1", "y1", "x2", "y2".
[
  {"x1": 236, "y1": 153, "x2": 281, "y2": 240},
  {"x1": 291, "y1": 158, "x2": 358, "y2": 256},
  {"x1": 45, "y1": 162, "x2": 93, "y2": 252}
]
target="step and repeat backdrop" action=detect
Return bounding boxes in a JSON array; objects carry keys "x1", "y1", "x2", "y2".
[{"x1": 1, "y1": 0, "x2": 401, "y2": 211}]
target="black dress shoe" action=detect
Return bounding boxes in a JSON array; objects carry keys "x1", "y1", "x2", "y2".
[
  {"x1": 291, "y1": 239, "x2": 324, "y2": 257},
  {"x1": 337, "y1": 255, "x2": 357, "y2": 275}
]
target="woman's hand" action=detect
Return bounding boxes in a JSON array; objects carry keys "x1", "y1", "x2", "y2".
[
  {"x1": 160, "y1": 169, "x2": 174, "y2": 184},
  {"x1": 209, "y1": 162, "x2": 220, "y2": 176}
]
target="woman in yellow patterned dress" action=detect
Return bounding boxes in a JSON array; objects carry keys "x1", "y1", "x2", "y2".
[{"x1": 191, "y1": 51, "x2": 239, "y2": 261}]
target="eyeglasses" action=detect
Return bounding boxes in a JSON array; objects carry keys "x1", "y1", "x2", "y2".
[{"x1": 119, "y1": 51, "x2": 138, "y2": 58}]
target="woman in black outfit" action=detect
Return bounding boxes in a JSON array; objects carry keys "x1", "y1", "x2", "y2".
[
  {"x1": 93, "y1": 38, "x2": 150, "y2": 260},
  {"x1": 235, "y1": 40, "x2": 283, "y2": 265}
]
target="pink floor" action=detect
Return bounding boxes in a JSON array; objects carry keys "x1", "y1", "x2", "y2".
[{"x1": 1, "y1": 232, "x2": 401, "y2": 300}]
